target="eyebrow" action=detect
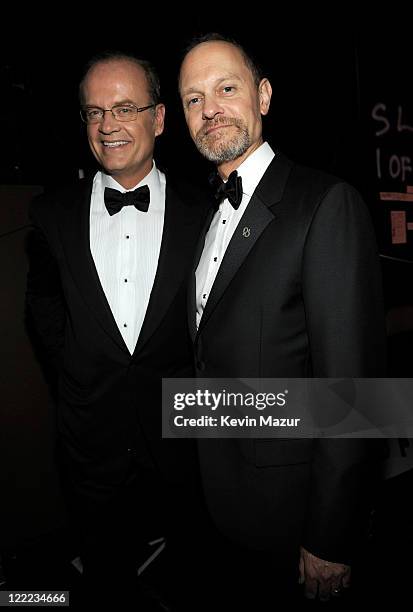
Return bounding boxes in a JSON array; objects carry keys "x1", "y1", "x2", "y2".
[{"x1": 182, "y1": 75, "x2": 243, "y2": 96}]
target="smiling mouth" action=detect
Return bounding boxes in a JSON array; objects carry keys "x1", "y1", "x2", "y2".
[{"x1": 102, "y1": 140, "x2": 130, "y2": 148}]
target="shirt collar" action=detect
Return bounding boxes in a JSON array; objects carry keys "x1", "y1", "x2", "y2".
[
  {"x1": 235, "y1": 142, "x2": 275, "y2": 197},
  {"x1": 100, "y1": 160, "x2": 159, "y2": 191}
]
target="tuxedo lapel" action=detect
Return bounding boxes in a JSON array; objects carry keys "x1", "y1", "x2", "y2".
[
  {"x1": 196, "y1": 154, "x2": 293, "y2": 336},
  {"x1": 197, "y1": 196, "x2": 274, "y2": 333},
  {"x1": 133, "y1": 180, "x2": 198, "y2": 355},
  {"x1": 59, "y1": 178, "x2": 128, "y2": 354}
]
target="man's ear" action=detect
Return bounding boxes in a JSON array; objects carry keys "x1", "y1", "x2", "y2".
[
  {"x1": 154, "y1": 103, "x2": 166, "y2": 137},
  {"x1": 258, "y1": 79, "x2": 272, "y2": 116}
]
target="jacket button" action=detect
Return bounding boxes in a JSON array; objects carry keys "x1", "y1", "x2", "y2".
[{"x1": 197, "y1": 361, "x2": 205, "y2": 371}]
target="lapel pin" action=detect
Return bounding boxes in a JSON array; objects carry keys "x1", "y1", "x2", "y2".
[{"x1": 242, "y1": 227, "x2": 251, "y2": 238}]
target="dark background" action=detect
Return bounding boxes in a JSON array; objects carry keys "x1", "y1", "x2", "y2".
[
  {"x1": 1, "y1": 15, "x2": 412, "y2": 598},
  {"x1": 2, "y1": 20, "x2": 412, "y2": 259}
]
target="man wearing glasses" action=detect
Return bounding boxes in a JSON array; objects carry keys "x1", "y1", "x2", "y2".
[{"x1": 26, "y1": 52, "x2": 206, "y2": 606}]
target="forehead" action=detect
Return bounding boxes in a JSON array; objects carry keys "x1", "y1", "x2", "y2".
[
  {"x1": 180, "y1": 41, "x2": 252, "y2": 91},
  {"x1": 83, "y1": 59, "x2": 148, "y2": 98}
]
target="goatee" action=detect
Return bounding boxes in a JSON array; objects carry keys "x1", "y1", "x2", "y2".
[{"x1": 195, "y1": 117, "x2": 250, "y2": 163}]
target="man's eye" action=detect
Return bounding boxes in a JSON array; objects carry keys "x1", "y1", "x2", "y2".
[
  {"x1": 117, "y1": 106, "x2": 134, "y2": 114},
  {"x1": 223, "y1": 86, "x2": 235, "y2": 93},
  {"x1": 87, "y1": 109, "x2": 102, "y2": 118},
  {"x1": 187, "y1": 97, "x2": 200, "y2": 107}
]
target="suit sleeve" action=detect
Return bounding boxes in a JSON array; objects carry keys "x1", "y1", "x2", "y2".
[
  {"x1": 25, "y1": 196, "x2": 66, "y2": 374},
  {"x1": 300, "y1": 182, "x2": 386, "y2": 563}
]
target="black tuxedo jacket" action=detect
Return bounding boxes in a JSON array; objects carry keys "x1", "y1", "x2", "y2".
[
  {"x1": 189, "y1": 153, "x2": 386, "y2": 564},
  {"x1": 26, "y1": 173, "x2": 207, "y2": 491}
]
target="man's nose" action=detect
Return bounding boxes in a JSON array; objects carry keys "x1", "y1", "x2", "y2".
[
  {"x1": 202, "y1": 95, "x2": 224, "y2": 121},
  {"x1": 99, "y1": 109, "x2": 120, "y2": 133}
]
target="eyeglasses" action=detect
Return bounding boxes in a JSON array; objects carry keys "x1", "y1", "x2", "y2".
[{"x1": 80, "y1": 103, "x2": 155, "y2": 124}]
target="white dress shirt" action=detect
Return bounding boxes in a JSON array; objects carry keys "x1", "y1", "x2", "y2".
[
  {"x1": 90, "y1": 163, "x2": 165, "y2": 354},
  {"x1": 196, "y1": 142, "x2": 275, "y2": 329}
]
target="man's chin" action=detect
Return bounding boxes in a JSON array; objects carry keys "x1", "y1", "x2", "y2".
[
  {"x1": 200, "y1": 144, "x2": 243, "y2": 164},
  {"x1": 197, "y1": 131, "x2": 250, "y2": 163},
  {"x1": 100, "y1": 164, "x2": 125, "y2": 176}
]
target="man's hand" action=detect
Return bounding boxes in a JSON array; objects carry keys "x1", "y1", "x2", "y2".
[{"x1": 299, "y1": 546, "x2": 351, "y2": 601}]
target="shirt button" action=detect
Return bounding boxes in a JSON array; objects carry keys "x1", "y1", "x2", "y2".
[
  {"x1": 214, "y1": 257, "x2": 217, "y2": 262},
  {"x1": 126, "y1": 235, "x2": 130, "y2": 239},
  {"x1": 222, "y1": 220, "x2": 226, "y2": 224},
  {"x1": 124, "y1": 278, "x2": 128, "y2": 283},
  {"x1": 123, "y1": 323, "x2": 127, "y2": 328}
]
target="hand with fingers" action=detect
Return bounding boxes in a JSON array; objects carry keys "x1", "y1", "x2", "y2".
[{"x1": 299, "y1": 546, "x2": 351, "y2": 601}]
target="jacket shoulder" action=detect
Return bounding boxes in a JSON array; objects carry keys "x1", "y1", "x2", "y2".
[
  {"x1": 29, "y1": 177, "x2": 92, "y2": 220},
  {"x1": 283, "y1": 159, "x2": 364, "y2": 217},
  {"x1": 288, "y1": 161, "x2": 349, "y2": 200}
]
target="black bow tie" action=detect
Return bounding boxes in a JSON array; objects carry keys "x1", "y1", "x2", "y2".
[
  {"x1": 211, "y1": 170, "x2": 243, "y2": 210},
  {"x1": 104, "y1": 185, "x2": 150, "y2": 216}
]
